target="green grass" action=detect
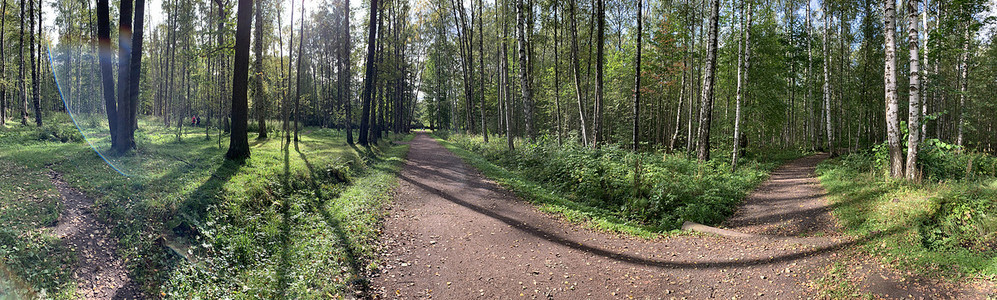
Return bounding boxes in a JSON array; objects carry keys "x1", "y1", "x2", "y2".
[
  {"x1": 436, "y1": 133, "x2": 802, "y2": 237},
  {"x1": 0, "y1": 114, "x2": 412, "y2": 299},
  {"x1": 817, "y1": 148, "x2": 997, "y2": 283}
]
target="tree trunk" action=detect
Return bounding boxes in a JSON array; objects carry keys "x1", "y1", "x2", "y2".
[
  {"x1": 112, "y1": 0, "x2": 133, "y2": 152},
  {"x1": 226, "y1": 0, "x2": 253, "y2": 160},
  {"x1": 805, "y1": 0, "x2": 814, "y2": 150},
  {"x1": 359, "y1": 0, "x2": 380, "y2": 146},
  {"x1": 1, "y1": 0, "x2": 8, "y2": 126},
  {"x1": 732, "y1": 0, "x2": 752, "y2": 170},
  {"x1": 479, "y1": 0, "x2": 487, "y2": 142},
  {"x1": 920, "y1": 5, "x2": 928, "y2": 142},
  {"x1": 632, "y1": 0, "x2": 642, "y2": 151},
  {"x1": 29, "y1": 0, "x2": 40, "y2": 127},
  {"x1": 294, "y1": 0, "x2": 305, "y2": 144},
  {"x1": 569, "y1": 0, "x2": 588, "y2": 146},
  {"x1": 253, "y1": 0, "x2": 268, "y2": 139},
  {"x1": 884, "y1": 0, "x2": 903, "y2": 178},
  {"x1": 126, "y1": 0, "x2": 146, "y2": 149},
  {"x1": 96, "y1": 0, "x2": 118, "y2": 145},
  {"x1": 342, "y1": 0, "x2": 354, "y2": 144},
  {"x1": 823, "y1": 1, "x2": 833, "y2": 154},
  {"x1": 516, "y1": 0, "x2": 534, "y2": 140},
  {"x1": 502, "y1": 0, "x2": 513, "y2": 150},
  {"x1": 956, "y1": 23, "x2": 969, "y2": 148},
  {"x1": 906, "y1": 0, "x2": 921, "y2": 180},
  {"x1": 553, "y1": 4, "x2": 562, "y2": 146},
  {"x1": 696, "y1": 0, "x2": 720, "y2": 161},
  {"x1": 592, "y1": 0, "x2": 605, "y2": 147}
]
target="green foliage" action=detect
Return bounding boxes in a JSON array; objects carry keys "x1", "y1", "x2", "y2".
[
  {"x1": 920, "y1": 185, "x2": 997, "y2": 253},
  {"x1": 0, "y1": 115, "x2": 412, "y2": 298},
  {"x1": 818, "y1": 148, "x2": 997, "y2": 279},
  {"x1": 445, "y1": 134, "x2": 789, "y2": 231}
]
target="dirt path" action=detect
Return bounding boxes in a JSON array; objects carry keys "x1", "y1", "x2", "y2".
[
  {"x1": 373, "y1": 134, "x2": 975, "y2": 299},
  {"x1": 49, "y1": 172, "x2": 143, "y2": 300}
]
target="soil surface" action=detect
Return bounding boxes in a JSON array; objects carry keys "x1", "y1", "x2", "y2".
[
  {"x1": 49, "y1": 172, "x2": 143, "y2": 300},
  {"x1": 373, "y1": 133, "x2": 983, "y2": 299}
]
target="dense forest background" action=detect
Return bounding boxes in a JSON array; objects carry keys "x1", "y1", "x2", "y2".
[{"x1": 0, "y1": 0, "x2": 994, "y2": 161}]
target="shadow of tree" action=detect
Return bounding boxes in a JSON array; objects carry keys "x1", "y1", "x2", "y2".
[
  {"x1": 171, "y1": 158, "x2": 242, "y2": 238},
  {"x1": 276, "y1": 146, "x2": 292, "y2": 299},
  {"x1": 397, "y1": 172, "x2": 901, "y2": 269}
]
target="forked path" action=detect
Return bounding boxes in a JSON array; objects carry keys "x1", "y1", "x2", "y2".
[{"x1": 373, "y1": 134, "x2": 969, "y2": 299}]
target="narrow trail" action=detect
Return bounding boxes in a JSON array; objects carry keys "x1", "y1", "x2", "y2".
[
  {"x1": 49, "y1": 172, "x2": 142, "y2": 300},
  {"x1": 373, "y1": 134, "x2": 973, "y2": 299}
]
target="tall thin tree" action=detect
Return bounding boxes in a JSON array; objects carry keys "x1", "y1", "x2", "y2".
[
  {"x1": 359, "y1": 0, "x2": 380, "y2": 146},
  {"x1": 632, "y1": 0, "x2": 642, "y2": 151},
  {"x1": 592, "y1": 0, "x2": 605, "y2": 146},
  {"x1": 96, "y1": 0, "x2": 118, "y2": 145},
  {"x1": 884, "y1": 0, "x2": 903, "y2": 178},
  {"x1": 823, "y1": 0, "x2": 833, "y2": 154},
  {"x1": 696, "y1": 0, "x2": 720, "y2": 161},
  {"x1": 906, "y1": 0, "x2": 922, "y2": 180},
  {"x1": 569, "y1": 0, "x2": 588, "y2": 146},
  {"x1": 226, "y1": 0, "x2": 253, "y2": 160},
  {"x1": 516, "y1": 0, "x2": 533, "y2": 140},
  {"x1": 253, "y1": 0, "x2": 268, "y2": 139},
  {"x1": 732, "y1": 0, "x2": 752, "y2": 170},
  {"x1": 29, "y1": 0, "x2": 40, "y2": 126}
]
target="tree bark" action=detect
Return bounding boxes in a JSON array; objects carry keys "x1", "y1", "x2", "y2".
[
  {"x1": 823, "y1": 1, "x2": 833, "y2": 154},
  {"x1": 502, "y1": 0, "x2": 514, "y2": 150},
  {"x1": 126, "y1": 0, "x2": 147, "y2": 149},
  {"x1": 516, "y1": 0, "x2": 534, "y2": 140},
  {"x1": 253, "y1": 0, "x2": 268, "y2": 139},
  {"x1": 569, "y1": 0, "x2": 588, "y2": 146},
  {"x1": 592, "y1": 0, "x2": 605, "y2": 147},
  {"x1": 479, "y1": 0, "x2": 487, "y2": 142},
  {"x1": 956, "y1": 23, "x2": 969, "y2": 148},
  {"x1": 696, "y1": 0, "x2": 720, "y2": 161},
  {"x1": 359, "y1": 0, "x2": 380, "y2": 146},
  {"x1": 113, "y1": 0, "x2": 134, "y2": 152},
  {"x1": 884, "y1": 0, "x2": 904, "y2": 178},
  {"x1": 96, "y1": 0, "x2": 118, "y2": 145},
  {"x1": 553, "y1": 3, "x2": 562, "y2": 146},
  {"x1": 1, "y1": 0, "x2": 8, "y2": 126},
  {"x1": 632, "y1": 0, "x2": 642, "y2": 151},
  {"x1": 342, "y1": 0, "x2": 354, "y2": 144},
  {"x1": 906, "y1": 0, "x2": 921, "y2": 180},
  {"x1": 226, "y1": 0, "x2": 253, "y2": 160},
  {"x1": 29, "y1": 0, "x2": 40, "y2": 126},
  {"x1": 294, "y1": 0, "x2": 305, "y2": 144},
  {"x1": 732, "y1": 0, "x2": 752, "y2": 170}
]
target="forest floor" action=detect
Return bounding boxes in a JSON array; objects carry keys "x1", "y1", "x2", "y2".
[
  {"x1": 48, "y1": 171, "x2": 143, "y2": 300},
  {"x1": 373, "y1": 133, "x2": 988, "y2": 299}
]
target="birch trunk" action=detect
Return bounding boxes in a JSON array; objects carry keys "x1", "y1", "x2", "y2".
[
  {"x1": 732, "y1": 0, "x2": 751, "y2": 170},
  {"x1": 906, "y1": 0, "x2": 921, "y2": 180},
  {"x1": 696, "y1": 0, "x2": 720, "y2": 161},
  {"x1": 884, "y1": 0, "x2": 904, "y2": 178}
]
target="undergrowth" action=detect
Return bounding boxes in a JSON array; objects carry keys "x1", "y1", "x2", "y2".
[
  {"x1": 818, "y1": 140, "x2": 997, "y2": 280},
  {"x1": 0, "y1": 115, "x2": 411, "y2": 299},
  {"x1": 439, "y1": 133, "x2": 801, "y2": 236}
]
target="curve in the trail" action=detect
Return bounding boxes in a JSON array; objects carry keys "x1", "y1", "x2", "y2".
[{"x1": 372, "y1": 134, "x2": 967, "y2": 299}]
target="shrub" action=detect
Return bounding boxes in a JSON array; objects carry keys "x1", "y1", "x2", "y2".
[{"x1": 447, "y1": 135, "x2": 777, "y2": 230}]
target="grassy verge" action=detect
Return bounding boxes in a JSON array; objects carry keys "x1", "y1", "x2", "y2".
[
  {"x1": 0, "y1": 115, "x2": 411, "y2": 298},
  {"x1": 435, "y1": 133, "x2": 802, "y2": 237},
  {"x1": 817, "y1": 144, "x2": 997, "y2": 283}
]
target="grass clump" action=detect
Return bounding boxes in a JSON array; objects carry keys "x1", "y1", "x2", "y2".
[
  {"x1": 439, "y1": 134, "x2": 799, "y2": 236},
  {"x1": 818, "y1": 141, "x2": 997, "y2": 280}
]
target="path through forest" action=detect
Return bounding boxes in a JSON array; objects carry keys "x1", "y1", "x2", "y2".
[
  {"x1": 49, "y1": 172, "x2": 142, "y2": 300},
  {"x1": 373, "y1": 133, "x2": 976, "y2": 299}
]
